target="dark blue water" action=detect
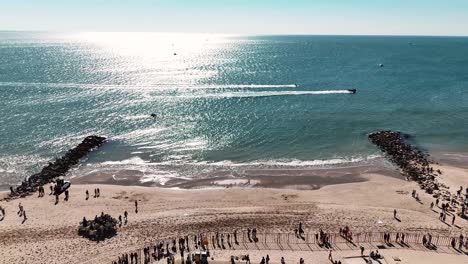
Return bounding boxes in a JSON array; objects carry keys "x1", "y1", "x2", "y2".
[{"x1": 1, "y1": 32, "x2": 468, "y2": 186}]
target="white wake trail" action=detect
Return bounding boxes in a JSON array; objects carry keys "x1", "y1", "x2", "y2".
[{"x1": 177, "y1": 90, "x2": 353, "y2": 98}]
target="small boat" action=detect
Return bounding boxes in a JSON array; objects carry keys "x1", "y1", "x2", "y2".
[
  {"x1": 348, "y1": 89, "x2": 357, "y2": 94},
  {"x1": 150, "y1": 113, "x2": 157, "y2": 118},
  {"x1": 379, "y1": 64, "x2": 384, "y2": 67}
]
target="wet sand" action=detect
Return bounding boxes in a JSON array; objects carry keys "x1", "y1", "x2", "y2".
[{"x1": 70, "y1": 163, "x2": 400, "y2": 189}]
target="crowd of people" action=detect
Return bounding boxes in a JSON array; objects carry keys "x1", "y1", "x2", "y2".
[
  {"x1": 316, "y1": 229, "x2": 332, "y2": 248},
  {"x1": 368, "y1": 131, "x2": 468, "y2": 222},
  {"x1": 451, "y1": 234, "x2": 465, "y2": 251},
  {"x1": 4, "y1": 135, "x2": 106, "y2": 200},
  {"x1": 110, "y1": 226, "x2": 468, "y2": 264},
  {"x1": 78, "y1": 212, "x2": 117, "y2": 241},
  {"x1": 339, "y1": 226, "x2": 353, "y2": 241},
  {"x1": 113, "y1": 235, "x2": 205, "y2": 264}
]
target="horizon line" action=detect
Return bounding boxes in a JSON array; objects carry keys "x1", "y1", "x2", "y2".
[{"x1": 0, "y1": 30, "x2": 468, "y2": 38}]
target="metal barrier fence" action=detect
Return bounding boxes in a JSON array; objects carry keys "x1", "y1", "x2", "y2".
[{"x1": 112, "y1": 230, "x2": 466, "y2": 264}]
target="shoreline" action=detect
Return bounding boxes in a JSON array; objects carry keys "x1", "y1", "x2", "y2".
[{"x1": 2, "y1": 150, "x2": 466, "y2": 191}]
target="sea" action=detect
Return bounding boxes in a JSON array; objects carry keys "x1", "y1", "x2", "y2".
[{"x1": 1, "y1": 32, "x2": 468, "y2": 188}]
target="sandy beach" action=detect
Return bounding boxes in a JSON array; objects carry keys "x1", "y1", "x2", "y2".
[{"x1": 0, "y1": 161, "x2": 467, "y2": 263}]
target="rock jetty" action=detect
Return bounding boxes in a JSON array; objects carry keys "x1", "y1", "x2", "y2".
[
  {"x1": 369, "y1": 130, "x2": 467, "y2": 219},
  {"x1": 7, "y1": 135, "x2": 106, "y2": 199},
  {"x1": 368, "y1": 130, "x2": 433, "y2": 182}
]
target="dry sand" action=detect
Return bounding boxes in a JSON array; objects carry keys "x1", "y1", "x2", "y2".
[{"x1": 0, "y1": 164, "x2": 467, "y2": 263}]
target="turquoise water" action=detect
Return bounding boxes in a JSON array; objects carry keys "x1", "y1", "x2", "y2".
[{"x1": 1, "y1": 32, "x2": 468, "y2": 186}]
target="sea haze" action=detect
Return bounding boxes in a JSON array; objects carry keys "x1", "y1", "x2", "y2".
[{"x1": 1, "y1": 32, "x2": 468, "y2": 187}]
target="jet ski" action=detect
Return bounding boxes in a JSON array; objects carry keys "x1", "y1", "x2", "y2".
[
  {"x1": 348, "y1": 89, "x2": 357, "y2": 94},
  {"x1": 54, "y1": 178, "x2": 71, "y2": 195}
]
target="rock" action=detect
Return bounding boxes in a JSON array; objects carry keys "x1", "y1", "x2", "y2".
[{"x1": 5, "y1": 135, "x2": 106, "y2": 200}]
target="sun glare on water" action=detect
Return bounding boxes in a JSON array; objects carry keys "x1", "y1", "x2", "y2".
[{"x1": 68, "y1": 32, "x2": 236, "y2": 88}]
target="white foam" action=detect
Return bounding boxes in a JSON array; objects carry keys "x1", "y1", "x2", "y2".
[
  {"x1": 101, "y1": 156, "x2": 148, "y2": 165},
  {"x1": 213, "y1": 179, "x2": 260, "y2": 186},
  {"x1": 139, "y1": 170, "x2": 183, "y2": 185},
  {"x1": 123, "y1": 114, "x2": 151, "y2": 120},
  {"x1": 155, "y1": 155, "x2": 382, "y2": 167}
]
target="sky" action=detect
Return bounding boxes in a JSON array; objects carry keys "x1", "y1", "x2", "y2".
[{"x1": 1, "y1": 0, "x2": 468, "y2": 36}]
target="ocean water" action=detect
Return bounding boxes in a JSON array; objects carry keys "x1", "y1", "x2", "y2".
[{"x1": 1, "y1": 32, "x2": 468, "y2": 187}]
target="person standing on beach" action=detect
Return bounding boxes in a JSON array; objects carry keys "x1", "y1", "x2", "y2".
[
  {"x1": 266, "y1": 254, "x2": 270, "y2": 264},
  {"x1": 393, "y1": 209, "x2": 397, "y2": 219},
  {"x1": 85, "y1": 190, "x2": 89, "y2": 200},
  {"x1": 452, "y1": 214, "x2": 456, "y2": 225},
  {"x1": 97, "y1": 188, "x2": 100, "y2": 197},
  {"x1": 135, "y1": 200, "x2": 138, "y2": 213},
  {"x1": 17, "y1": 202, "x2": 23, "y2": 217},
  {"x1": 360, "y1": 246, "x2": 365, "y2": 256},
  {"x1": 280, "y1": 257, "x2": 285, "y2": 264},
  {"x1": 64, "y1": 190, "x2": 69, "y2": 201},
  {"x1": 124, "y1": 210, "x2": 128, "y2": 224},
  {"x1": 328, "y1": 250, "x2": 333, "y2": 261},
  {"x1": 0, "y1": 206, "x2": 5, "y2": 221}
]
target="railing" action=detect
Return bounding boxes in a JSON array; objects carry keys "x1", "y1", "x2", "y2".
[{"x1": 110, "y1": 229, "x2": 466, "y2": 264}]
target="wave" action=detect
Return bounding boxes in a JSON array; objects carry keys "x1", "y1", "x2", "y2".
[
  {"x1": 101, "y1": 156, "x2": 148, "y2": 165},
  {"x1": 73, "y1": 155, "x2": 383, "y2": 185},
  {"x1": 95, "y1": 155, "x2": 382, "y2": 167}
]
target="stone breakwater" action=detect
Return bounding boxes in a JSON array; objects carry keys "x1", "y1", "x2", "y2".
[
  {"x1": 369, "y1": 131, "x2": 467, "y2": 218},
  {"x1": 368, "y1": 131, "x2": 435, "y2": 182},
  {"x1": 6, "y1": 135, "x2": 106, "y2": 199}
]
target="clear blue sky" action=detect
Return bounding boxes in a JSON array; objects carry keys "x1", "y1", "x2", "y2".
[{"x1": 1, "y1": 0, "x2": 468, "y2": 35}]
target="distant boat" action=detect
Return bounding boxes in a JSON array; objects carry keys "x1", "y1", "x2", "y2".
[
  {"x1": 150, "y1": 113, "x2": 157, "y2": 118},
  {"x1": 173, "y1": 53, "x2": 177, "y2": 56},
  {"x1": 379, "y1": 64, "x2": 384, "y2": 67},
  {"x1": 348, "y1": 89, "x2": 357, "y2": 94}
]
